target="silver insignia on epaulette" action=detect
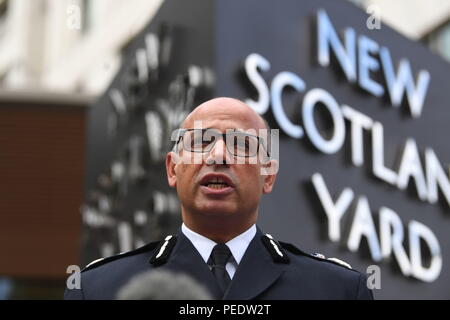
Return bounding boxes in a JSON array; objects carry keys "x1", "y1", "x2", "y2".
[
  {"x1": 327, "y1": 257, "x2": 352, "y2": 269},
  {"x1": 312, "y1": 252, "x2": 326, "y2": 259},
  {"x1": 85, "y1": 257, "x2": 104, "y2": 269}
]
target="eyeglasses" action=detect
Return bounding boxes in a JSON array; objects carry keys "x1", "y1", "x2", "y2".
[{"x1": 174, "y1": 128, "x2": 269, "y2": 158}]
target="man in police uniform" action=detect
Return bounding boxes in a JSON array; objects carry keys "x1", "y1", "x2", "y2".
[{"x1": 65, "y1": 97, "x2": 373, "y2": 300}]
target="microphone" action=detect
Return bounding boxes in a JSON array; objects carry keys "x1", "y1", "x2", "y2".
[{"x1": 116, "y1": 269, "x2": 212, "y2": 300}]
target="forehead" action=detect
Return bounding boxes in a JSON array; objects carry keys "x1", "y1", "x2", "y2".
[{"x1": 183, "y1": 98, "x2": 265, "y2": 131}]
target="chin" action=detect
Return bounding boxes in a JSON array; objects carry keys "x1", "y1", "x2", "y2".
[{"x1": 196, "y1": 204, "x2": 238, "y2": 217}]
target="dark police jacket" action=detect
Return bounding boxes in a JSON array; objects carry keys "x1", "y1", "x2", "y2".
[{"x1": 64, "y1": 228, "x2": 373, "y2": 300}]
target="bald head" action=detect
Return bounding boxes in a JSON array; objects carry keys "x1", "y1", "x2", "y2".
[{"x1": 182, "y1": 97, "x2": 269, "y2": 131}]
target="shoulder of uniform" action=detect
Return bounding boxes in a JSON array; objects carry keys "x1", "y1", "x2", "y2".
[
  {"x1": 278, "y1": 240, "x2": 354, "y2": 271},
  {"x1": 82, "y1": 235, "x2": 177, "y2": 272}
]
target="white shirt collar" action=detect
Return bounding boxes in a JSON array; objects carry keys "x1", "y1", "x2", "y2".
[{"x1": 181, "y1": 223, "x2": 256, "y2": 265}]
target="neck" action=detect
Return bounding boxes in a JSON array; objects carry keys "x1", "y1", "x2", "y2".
[{"x1": 182, "y1": 210, "x2": 257, "y2": 243}]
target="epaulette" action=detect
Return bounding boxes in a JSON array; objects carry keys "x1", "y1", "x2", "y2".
[
  {"x1": 279, "y1": 241, "x2": 353, "y2": 270},
  {"x1": 82, "y1": 238, "x2": 167, "y2": 272},
  {"x1": 261, "y1": 234, "x2": 290, "y2": 263},
  {"x1": 149, "y1": 235, "x2": 178, "y2": 266}
]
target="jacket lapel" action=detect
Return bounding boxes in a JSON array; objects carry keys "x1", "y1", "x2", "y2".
[
  {"x1": 161, "y1": 230, "x2": 222, "y2": 299},
  {"x1": 223, "y1": 228, "x2": 287, "y2": 300}
]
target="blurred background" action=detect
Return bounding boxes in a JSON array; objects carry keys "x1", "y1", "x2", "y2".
[{"x1": 1, "y1": 0, "x2": 450, "y2": 299}]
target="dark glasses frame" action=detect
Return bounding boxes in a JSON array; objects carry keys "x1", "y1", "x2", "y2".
[{"x1": 173, "y1": 128, "x2": 270, "y2": 158}]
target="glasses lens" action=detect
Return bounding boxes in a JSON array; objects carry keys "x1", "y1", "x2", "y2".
[
  {"x1": 228, "y1": 133, "x2": 259, "y2": 157},
  {"x1": 183, "y1": 129, "x2": 216, "y2": 152}
]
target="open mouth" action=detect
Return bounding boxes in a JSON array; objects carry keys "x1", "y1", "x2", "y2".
[
  {"x1": 199, "y1": 174, "x2": 235, "y2": 194},
  {"x1": 202, "y1": 178, "x2": 231, "y2": 189}
]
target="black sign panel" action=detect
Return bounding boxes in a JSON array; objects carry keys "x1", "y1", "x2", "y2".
[
  {"x1": 83, "y1": 0, "x2": 450, "y2": 299},
  {"x1": 82, "y1": 0, "x2": 215, "y2": 267}
]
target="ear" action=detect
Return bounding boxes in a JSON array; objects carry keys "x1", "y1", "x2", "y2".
[
  {"x1": 165, "y1": 151, "x2": 178, "y2": 187},
  {"x1": 262, "y1": 159, "x2": 278, "y2": 194}
]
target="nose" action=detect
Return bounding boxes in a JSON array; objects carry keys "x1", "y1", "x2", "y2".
[{"x1": 205, "y1": 139, "x2": 232, "y2": 165}]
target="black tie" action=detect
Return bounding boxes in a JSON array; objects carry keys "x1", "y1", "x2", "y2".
[{"x1": 209, "y1": 243, "x2": 232, "y2": 295}]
